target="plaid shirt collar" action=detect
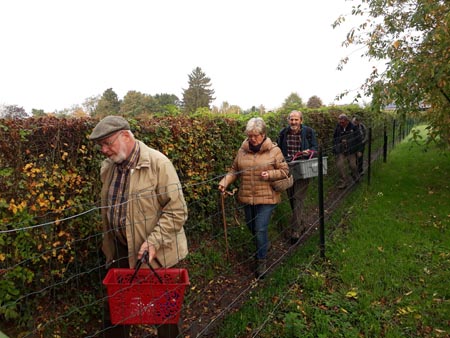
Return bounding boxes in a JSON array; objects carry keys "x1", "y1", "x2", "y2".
[{"x1": 117, "y1": 142, "x2": 140, "y2": 172}]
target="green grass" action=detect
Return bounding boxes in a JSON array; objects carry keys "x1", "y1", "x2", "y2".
[{"x1": 217, "y1": 126, "x2": 450, "y2": 337}]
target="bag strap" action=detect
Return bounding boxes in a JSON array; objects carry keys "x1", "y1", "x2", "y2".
[{"x1": 279, "y1": 169, "x2": 290, "y2": 179}]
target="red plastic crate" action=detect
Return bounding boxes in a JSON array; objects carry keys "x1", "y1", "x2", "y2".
[{"x1": 103, "y1": 268, "x2": 189, "y2": 325}]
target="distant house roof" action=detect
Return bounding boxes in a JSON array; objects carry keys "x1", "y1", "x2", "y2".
[{"x1": 384, "y1": 103, "x2": 397, "y2": 110}]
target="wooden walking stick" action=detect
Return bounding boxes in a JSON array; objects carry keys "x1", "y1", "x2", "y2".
[
  {"x1": 220, "y1": 193, "x2": 230, "y2": 261},
  {"x1": 220, "y1": 188, "x2": 237, "y2": 262}
]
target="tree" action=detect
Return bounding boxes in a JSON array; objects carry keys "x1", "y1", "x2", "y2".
[
  {"x1": 214, "y1": 101, "x2": 241, "y2": 114},
  {"x1": 334, "y1": 0, "x2": 450, "y2": 146},
  {"x1": 307, "y1": 95, "x2": 323, "y2": 109},
  {"x1": 279, "y1": 92, "x2": 304, "y2": 115},
  {"x1": 31, "y1": 109, "x2": 46, "y2": 117},
  {"x1": 71, "y1": 105, "x2": 88, "y2": 118},
  {"x1": 0, "y1": 104, "x2": 28, "y2": 119},
  {"x1": 182, "y1": 67, "x2": 215, "y2": 114},
  {"x1": 82, "y1": 95, "x2": 100, "y2": 116},
  {"x1": 153, "y1": 93, "x2": 181, "y2": 115},
  {"x1": 154, "y1": 93, "x2": 180, "y2": 107},
  {"x1": 120, "y1": 90, "x2": 155, "y2": 117},
  {"x1": 258, "y1": 104, "x2": 267, "y2": 114},
  {"x1": 93, "y1": 88, "x2": 121, "y2": 118}
]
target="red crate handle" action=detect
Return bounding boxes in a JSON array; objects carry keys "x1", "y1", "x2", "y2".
[{"x1": 292, "y1": 150, "x2": 316, "y2": 161}]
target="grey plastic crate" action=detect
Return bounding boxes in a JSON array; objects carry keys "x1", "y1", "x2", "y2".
[{"x1": 288, "y1": 157, "x2": 328, "y2": 180}]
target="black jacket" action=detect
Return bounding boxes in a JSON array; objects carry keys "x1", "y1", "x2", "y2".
[{"x1": 332, "y1": 122, "x2": 362, "y2": 155}]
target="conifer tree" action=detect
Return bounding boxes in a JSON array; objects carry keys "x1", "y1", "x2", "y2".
[
  {"x1": 94, "y1": 88, "x2": 121, "y2": 118},
  {"x1": 182, "y1": 67, "x2": 215, "y2": 114}
]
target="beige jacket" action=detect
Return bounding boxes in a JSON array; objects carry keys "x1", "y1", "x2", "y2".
[
  {"x1": 219, "y1": 137, "x2": 289, "y2": 205},
  {"x1": 100, "y1": 141, "x2": 188, "y2": 269}
]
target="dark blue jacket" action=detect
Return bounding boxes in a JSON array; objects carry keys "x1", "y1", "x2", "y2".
[
  {"x1": 277, "y1": 125, "x2": 318, "y2": 159},
  {"x1": 332, "y1": 122, "x2": 362, "y2": 155}
]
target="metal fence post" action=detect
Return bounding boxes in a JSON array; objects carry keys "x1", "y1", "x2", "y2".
[
  {"x1": 318, "y1": 146, "x2": 325, "y2": 258},
  {"x1": 367, "y1": 127, "x2": 372, "y2": 186},
  {"x1": 392, "y1": 119, "x2": 396, "y2": 148},
  {"x1": 383, "y1": 124, "x2": 388, "y2": 163}
]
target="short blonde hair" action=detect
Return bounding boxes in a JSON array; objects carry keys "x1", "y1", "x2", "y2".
[{"x1": 245, "y1": 117, "x2": 267, "y2": 135}]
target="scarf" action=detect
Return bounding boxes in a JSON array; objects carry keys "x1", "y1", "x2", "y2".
[{"x1": 248, "y1": 137, "x2": 267, "y2": 153}]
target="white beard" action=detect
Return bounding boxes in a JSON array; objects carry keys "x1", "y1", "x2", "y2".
[{"x1": 109, "y1": 143, "x2": 128, "y2": 163}]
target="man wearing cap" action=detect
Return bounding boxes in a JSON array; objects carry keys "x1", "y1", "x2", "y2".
[
  {"x1": 90, "y1": 115, "x2": 188, "y2": 338},
  {"x1": 332, "y1": 114, "x2": 362, "y2": 189}
]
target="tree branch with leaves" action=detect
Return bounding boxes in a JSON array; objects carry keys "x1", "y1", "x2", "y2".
[{"x1": 334, "y1": 0, "x2": 450, "y2": 146}]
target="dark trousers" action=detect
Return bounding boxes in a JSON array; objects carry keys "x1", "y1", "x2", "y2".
[
  {"x1": 356, "y1": 151, "x2": 364, "y2": 174},
  {"x1": 287, "y1": 178, "x2": 310, "y2": 237},
  {"x1": 101, "y1": 240, "x2": 180, "y2": 338}
]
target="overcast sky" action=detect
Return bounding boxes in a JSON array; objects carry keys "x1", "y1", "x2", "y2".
[{"x1": 0, "y1": 0, "x2": 374, "y2": 113}]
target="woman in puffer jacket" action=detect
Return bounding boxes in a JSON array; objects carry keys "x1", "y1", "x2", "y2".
[{"x1": 218, "y1": 117, "x2": 289, "y2": 278}]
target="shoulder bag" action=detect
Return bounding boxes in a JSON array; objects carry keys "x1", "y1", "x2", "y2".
[{"x1": 271, "y1": 170, "x2": 294, "y2": 192}]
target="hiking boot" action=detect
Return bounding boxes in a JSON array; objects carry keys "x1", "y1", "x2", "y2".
[
  {"x1": 290, "y1": 236, "x2": 300, "y2": 245},
  {"x1": 256, "y1": 259, "x2": 267, "y2": 279},
  {"x1": 352, "y1": 173, "x2": 361, "y2": 183},
  {"x1": 290, "y1": 230, "x2": 300, "y2": 245},
  {"x1": 290, "y1": 227, "x2": 307, "y2": 244}
]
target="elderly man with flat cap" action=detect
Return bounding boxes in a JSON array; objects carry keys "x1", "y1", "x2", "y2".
[{"x1": 90, "y1": 115, "x2": 188, "y2": 338}]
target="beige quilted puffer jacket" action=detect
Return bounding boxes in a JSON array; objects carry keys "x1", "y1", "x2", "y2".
[{"x1": 219, "y1": 137, "x2": 289, "y2": 205}]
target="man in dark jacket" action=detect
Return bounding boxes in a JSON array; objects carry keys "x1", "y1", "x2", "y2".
[
  {"x1": 333, "y1": 114, "x2": 362, "y2": 189},
  {"x1": 277, "y1": 110, "x2": 318, "y2": 244},
  {"x1": 352, "y1": 116, "x2": 367, "y2": 175}
]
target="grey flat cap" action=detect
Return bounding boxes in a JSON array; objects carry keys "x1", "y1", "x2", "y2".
[{"x1": 89, "y1": 116, "x2": 130, "y2": 141}]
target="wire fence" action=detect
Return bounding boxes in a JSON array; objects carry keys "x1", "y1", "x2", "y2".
[{"x1": 0, "y1": 119, "x2": 415, "y2": 338}]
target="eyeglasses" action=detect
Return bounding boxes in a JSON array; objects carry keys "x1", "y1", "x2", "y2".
[
  {"x1": 98, "y1": 131, "x2": 122, "y2": 148},
  {"x1": 247, "y1": 133, "x2": 262, "y2": 139}
]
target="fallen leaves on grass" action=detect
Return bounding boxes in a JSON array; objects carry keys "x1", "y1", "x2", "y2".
[{"x1": 345, "y1": 289, "x2": 358, "y2": 300}]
